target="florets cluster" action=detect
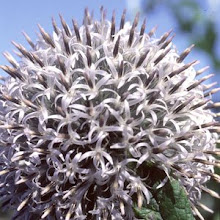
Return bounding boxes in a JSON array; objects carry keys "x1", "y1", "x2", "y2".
[{"x1": 0, "y1": 9, "x2": 219, "y2": 220}]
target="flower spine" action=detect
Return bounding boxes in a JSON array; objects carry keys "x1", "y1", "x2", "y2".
[{"x1": 0, "y1": 8, "x2": 219, "y2": 220}]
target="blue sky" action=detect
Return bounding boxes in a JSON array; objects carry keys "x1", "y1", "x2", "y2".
[
  {"x1": 0, "y1": 0, "x2": 219, "y2": 100},
  {"x1": 0, "y1": 0, "x2": 177, "y2": 64},
  {"x1": 0, "y1": 0, "x2": 127, "y2": 76}
]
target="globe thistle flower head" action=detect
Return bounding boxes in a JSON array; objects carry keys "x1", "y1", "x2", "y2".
[{"x1": 0, "y1": 8, "x2": 220, "y2": 219}]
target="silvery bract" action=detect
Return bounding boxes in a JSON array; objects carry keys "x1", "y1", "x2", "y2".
[{"x1": 0, "y1": 8, "x2": 219, "y2": 220}]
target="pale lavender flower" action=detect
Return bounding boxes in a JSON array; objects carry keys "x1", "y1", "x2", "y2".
[{"x1": 0, "y1": 8, "x2": 219, "y2": 220}]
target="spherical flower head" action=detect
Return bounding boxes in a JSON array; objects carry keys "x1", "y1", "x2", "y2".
[{"x1": 0, "y1": 8, "x2": 219, "y2": 220}]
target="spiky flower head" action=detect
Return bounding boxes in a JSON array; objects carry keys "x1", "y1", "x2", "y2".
[{"x1": 0, "y1": 8, "x2": 219, "y2": 220}]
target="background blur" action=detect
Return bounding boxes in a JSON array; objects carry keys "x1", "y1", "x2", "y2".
[{"x1": 0, "y1": 0, "x2": 219, "y2": 219}]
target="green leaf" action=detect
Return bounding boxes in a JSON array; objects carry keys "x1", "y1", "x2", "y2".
[
  {"x1": 134, "y1": 198, "x2": 163, "y2": 220},
  {"x1": 154, "y1": 178, "x2": 195, "y2": 220},
  {"x1": 134, "y1": 165, "x2": 195, "y2": 219}
]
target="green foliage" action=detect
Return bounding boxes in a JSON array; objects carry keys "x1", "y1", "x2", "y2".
[
  {"x1": 154, "y1": 178, "x2": 195, "y2": 220},
  {"x1": 134, "y1": 198, "x2": 163, "y2": 220},
  {"x1": 134, "y1": 165, "x2": 194, "y2": 220}
]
